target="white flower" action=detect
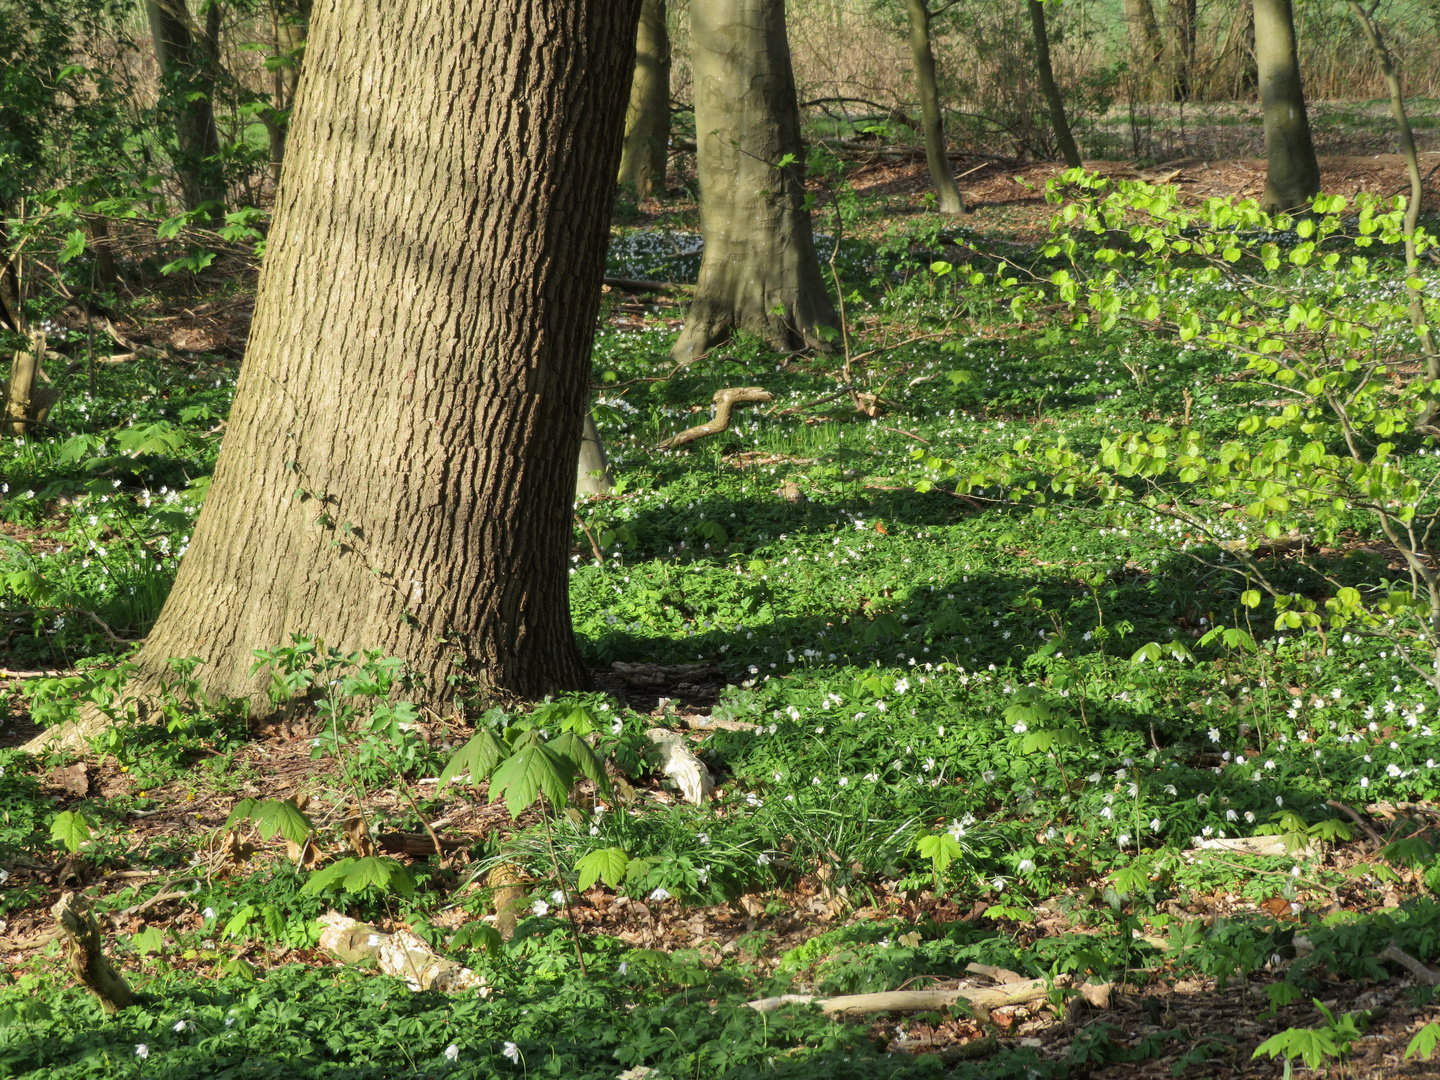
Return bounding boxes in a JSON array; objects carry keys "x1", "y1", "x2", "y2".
[
  {"x1": 173, "y1": 1020, "x2": 189, "y2": 1032},
  {"x1": 503, "y1": 1041, "x2": 520, "y2": 1064},
  {"x1": 1388, "y1": 763, "x2": 1403, "y2": 778},
  {"x1": 202, "y1": 906, "x2": 217, "y2": 920},
  {"x1": 1017, "y1": 859, "x2": 1035, "y2": 873},
  {"x1": 648, "y1": 887, "x2": 671, "y2": 902},
  {"x1": 1012, "y1": 722, "x2": 1027, "y2": 733},
  {"x1": 444, "y1": 1043, "x2": 460, "y2": 1061},
  {"x1": 135, "y1": 1045, "x2": 149, "y2": 1060},
  {"x1": 1264, "y1": 760, "x2": 1275, "y2": 770},
  {"x1": 1088, "y1": 772, "x2": 1102, "y2": 784},
  {"x1": 864, "y1": 772, "x2": 879, "y2": 782},
  {"x1": 1117, "y1": 834, "x2": 1131, "y2": 848},
  {"x1": 991, "y1": 877, "x2": 1006, "y2": 891},
  {"x1": 1226, "y1": 810, "x2": 1238, "y2": 822},
  {"x1": 1150, "y1": 818, "x2": 1161, "y2": 831},
  {"x1": 532, "y1": 900, "x2": 549, "y2": 916},
  {"x1": 697, "y1": 832, "x2": 710, "y2": 845},
  {"x1": 838, "y1": 777, "x2": 849, "y2": 787},
  {"x1": 757, "y1": 853, "x2": 772, "y2": 866},
  {"x1": 1360, "y1": 777, "x2": 1370, "y2": 788},
  {"x1": 551, "y1": 890, "x2": 565, "y2": 905},
  {"x1": 617, "y1": 961, "x2": 628, "y2": 975},
  {"x1": 1208, "y1": 728, "x2": 1221, "y2": 743},
  {"x1": 894, "y1": 678, "x2": 910, "y2": 694}
]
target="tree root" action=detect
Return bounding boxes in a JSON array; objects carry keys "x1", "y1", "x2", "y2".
[{"x1": 656, "y1": 387, "x2": 773, "y2": 449}]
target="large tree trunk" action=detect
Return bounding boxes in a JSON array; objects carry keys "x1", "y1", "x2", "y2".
[
  {"x1": 28, "y1": 0, "x2": 642, "y2": 750},
  {"x1": 1123, "y1": 0, "x2": 1164, "y2": 66},
  {"x1": 617, "y1": 0, "x2": 670, "y2": 201},
  {"x1": 1028, "y1": 1, "x2": 1081, "y2": 168},
  {"x1": 1254, "y1": 0, "x2": 1320, "y2": 212},
  {"x1": 904, "y1": 0, "x2": 965, "y2": 215},
  {"x1": 671, "y1": 0, "x2": 837, "y2": 364},
  {"x1": 265, "y1": 0, "x2": 312, "y2": 188},
  {"x1": 146, "y1": 0, "x2": 226, "y2": 212}
]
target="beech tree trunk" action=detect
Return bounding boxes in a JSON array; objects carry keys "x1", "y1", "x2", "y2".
[
  {"x1": 904, "y1": 0, "x2": 965, "y2": 214},
  {"x1": 671, "y1": 0, "x2": 837, "y2": 364},
  {"x1": 1028, "y1": 1, "x2": 1081, "y2": 168},
  {"x1": 1254, "y1": 0, "x2": 1320, "y2": 212},
  {"x1": 146, "y1": 0, "x2": 225, "y2": 211},
  {"x1": 31, "y1": 0, "x2": 642, "y2": 746},
  {"x1": 617, "y1": 0, "x2": 670, "y2": 201}
]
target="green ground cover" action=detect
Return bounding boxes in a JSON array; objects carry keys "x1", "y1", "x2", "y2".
[{"x1": 4, "y1": 176, "x2": 1440, "y2": 1077}]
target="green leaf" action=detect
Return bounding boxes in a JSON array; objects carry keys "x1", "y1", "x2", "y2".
[
  {"x1": 576, "y1": 847, "x2": 630, "y2": 891},
  {"x1": 225, "y1": 798, "x2": 314, "y2": 844},
  {"x1": 1253, "y1": 1027, "x2": 1338, "y2": 1070},
  {"x1": 58, "y1": 229, "x2": 86, "y2": 263},
  {"x1": 490, "y1": 732, "x2": 576, "y2": 816},
  {"x1": 916, "y1": 832, "x2": 964, "y2": 875},
  {"x1": 548, "y1": 730, "x2": 610, "y2": 797},
  {"x1": 1406, "y1": 1022, "x2": 1440, "y2": 1062},
  {"x1": 343, "y1": 855, "x2": 415, "y2": 898},
  {"x1": 438, "y1": 729, "x2": 506, "y2": 787},
  {"x1": 132, "y1": 926, "x2": 166, "y2": 955},
  {"x1": 221, "y1": 905, "x2": 257, "y2": 940},
  {"x1": 451, "y1": 922, "x2": 504, "y2": 956},
  {"x1": 50, "y1": 810, "x2": 92, "y2": 853}
]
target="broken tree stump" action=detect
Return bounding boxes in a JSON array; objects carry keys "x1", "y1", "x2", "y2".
[
  {"x1": 51, "y1": 891, "x2": 134, "y2": 1013},
  {"x1": 3, "y1": 330, "x2": 62, "y2": 437}
]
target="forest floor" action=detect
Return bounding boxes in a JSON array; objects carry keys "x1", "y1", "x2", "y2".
[{"x1": 4, "y1": 141, "x2": 1440, "y2": 1078}]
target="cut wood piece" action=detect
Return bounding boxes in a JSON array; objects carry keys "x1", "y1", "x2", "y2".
[
  {"x1": 657, "y1": 387, "x2": 773, "y2": 449},
  {"x1": 316, "y1": 911, "x2": 489, "y2": 994},
  {"x1": 51, "y1": 891, "x2": 134, "y2": 1013},
  {"x1": 964, "y1": 962, "x2": 1027, "y2": 984},
  {"x1": 1190, "y1": 835, "x2": 1305, "y2": 857},
  {"x1": 375, "y1": 831, "x2": 467, "y2": 857},
  {"x1": 646, "y1": 728, "x2": 714, "y2": 805}
]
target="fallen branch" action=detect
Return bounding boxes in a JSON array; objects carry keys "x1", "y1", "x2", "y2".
[
  {"x1": 657, "y1": 387, "x2": 773, "y2": 449},
  {"x1": 1379, "y1": 942, "x2": 1440, "y2": 986},
  {"x1": 1325, "y1": 799, "x2": 1386, "y2": 847},
  {"x1": 746, "y1": 978, "x2": 1109, "y2": 1018},
  {"x1": 603, "y1": 277, "x2": 693, "y2": 294}
]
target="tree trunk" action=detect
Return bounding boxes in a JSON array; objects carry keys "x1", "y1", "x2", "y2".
[
  {"x1": 0, "y1": 217, "x2": 24, "y2": 335},
  {"x1": 146, "y1": 0, "x2": 226, "y2": 212},
  {"x1": 29, "y1": 0, "x2": 643, "y2": 749},
  {"x1": 1122, "y1": 0, "x2": 1165, "y2": 97},
  {"x1": 904, "y1": 0, "x2": 965, "y2": 214},
  {"x1": 1218, "y1": 0, "x2": 1257, "y2": 98},
  {"x1": 1254, "y1": 0, "x2": 1320, "y2": 212},
  {"x1": 1167, "y1": 0, "x2": 1198, "y2": 100},
  {"x1": 1345, "y1": 1, "x2": 1438, "y2": 378},
  {"x1": 671, "y1": 0, "x2": 837, "y2": 364},
  {"x1": 266, "y1": 0, "x2": 312, "y2": 188},
  {"x1": 617, "y1": 0, "x2": 670, "y2": 201},
  {"x1": 1028, "y1": 1, "x2": 1081, "y2": 168},
  {"x1": 576, "y1": 410, "x2": 613, "y2": 496}
]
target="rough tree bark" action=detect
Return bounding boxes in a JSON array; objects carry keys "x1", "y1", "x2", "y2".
[
  {"x1": 1123, "y1": 0, "x2": 1164, "y2": 71},
  {"x1": 146, "y1": 0, "x2": 225, "y2": 211},
  {"x1": 670, "y1": 0, "x2": 837, "y2": 364},
  {"x1": 617, "y1": 0, "x2": 670, "y2": 201},
  {"x1": 28, "y1": 0, "x2": 642, "y2": 750},
  {"x1": 1254, "y1": 0, "x2": 1320, "y2": 212},
  {"x1": 1028, "y1": 1, "x2": 1081, "y2": 168},
  {"x1": 903, "y1": 0, "x2": 965, "y2": 214}
]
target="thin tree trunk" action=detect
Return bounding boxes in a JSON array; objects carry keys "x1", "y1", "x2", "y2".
[
  {"x1": 0, "y1": 216, "x2": 24, "y2": 335},
  {"x1": 617, "y1": 0, "x2": 670, "y2": 201},
  {"x1": 266, "y1": 0, "x2": 311, "y2": 189},
  {"x1": 28, "y1": 0, "x2": 643, "y2": 750},
  {"x1": 1345, "y1": 0, "x2": 1438, "y2": 376},
  {"x1": 1218, "y1": 0, "x2": 1257, "y2": 98},
  {"x1": 1254, "y1": 0, "x2": 1320, "y2": 212},
  {"x1": 904, "y1": 0, "x2": 965, "y2": 214},
  {"x1": 671, "y1": 0, "x2": 838, "y2": 364},
  {"x1": 1028, "y1": 1, "x2": 1081, "y2": 168},
  {"x1": 146, "y1": 0, "x2": 225, "y2": 211}
]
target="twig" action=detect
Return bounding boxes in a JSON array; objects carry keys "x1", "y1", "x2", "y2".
[
  {"x1": 573, "y1": 513, "x2": 604, "y2": 563},
  {"x1": 603, "y1": 277, "x2": 693, "y2": 294},
  {"x1": 880, "y1": 426, "x2": 930, "y2": 444},
  {"x1": 1325, "y1": 799, "x2": 1386, "y2": 847}
]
